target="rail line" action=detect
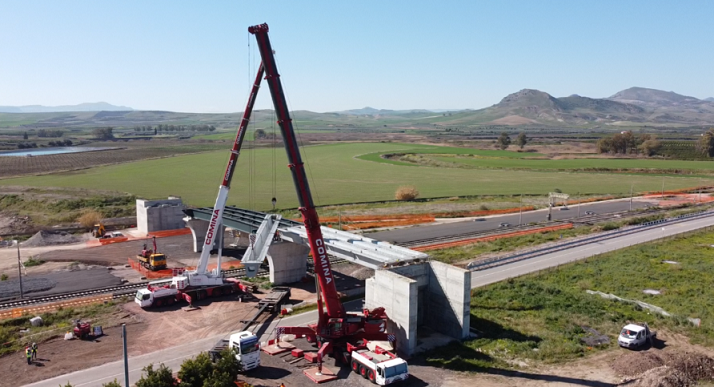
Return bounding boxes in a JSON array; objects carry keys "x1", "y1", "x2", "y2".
[{"x1": 0, "y1": 257, "x2": 349, "y2": 311}]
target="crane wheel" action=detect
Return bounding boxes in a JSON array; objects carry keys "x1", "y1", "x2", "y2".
[
  {"x1": 351, "y1": 360, "x2": 359, "y2": 373},
  {"x1": 368, "y1": 369, "x2": 376, "y2": 383},
  {"x1": 214, "y1": 288, "x2": 222, "y2": 297},
  {"x1": 360, "y1": 365, "x2": 367, "y2": 378}
]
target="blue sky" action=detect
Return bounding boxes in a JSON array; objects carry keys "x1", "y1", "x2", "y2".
[{"x1": 1, "y1": 1, "x2": 712, "y2": 113}]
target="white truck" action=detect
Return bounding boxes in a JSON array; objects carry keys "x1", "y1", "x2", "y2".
[
  {"x1": 208, "y1": 331, "x2": 261, "y2": 371},
  {"x1": 348, "y1": 340, "x2": 409, "y2": 385},
  {"x1": 618, "y1": 323, "x2": 656, "y2": 349}
]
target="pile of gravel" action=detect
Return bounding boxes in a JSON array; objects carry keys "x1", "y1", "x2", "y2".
[
  {"x1": 22, "y1": 230, "x2": 81, "y2": 247},
  {"x1": 0, "y1": 277, "x2": 57, "y2": 298},
  {"x1": 617, "y1": 351, "x2": 714, "y2": 387},
  {"x1": 612, "y1": 351, "x2": 665, "y2": 377}
]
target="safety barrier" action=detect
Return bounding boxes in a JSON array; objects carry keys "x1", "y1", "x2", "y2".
[
  {"x1": 412, "y1": 223, "x2": 574, "y2": 252},
  {"x1": 0, "y1": 294, "x2": 113, "y2": 320},
  {"x1": 467, "y1": 209, "x2": 714, "y2": 271}
]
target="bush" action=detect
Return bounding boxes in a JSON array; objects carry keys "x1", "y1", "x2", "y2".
[
  {"x1": 24, "y1": 257, "x2": 45, "y2": 267},
  {"x1": 395, "y1": 186, "x2": 419, "y2": 201},
  {"x1": 77, "y1": 210, "x2": 103, "y2": 230},
  {"x1": 0, "y1": 273, "x2": 7, "y2": 281}
]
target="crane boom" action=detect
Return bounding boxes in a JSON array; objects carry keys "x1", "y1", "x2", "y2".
[
  {"x1": 194, "y1": 63, "x2": 265, "y2": 275},
  {"x1": 249, "y1": 23, "x2": 344, "y2": 319}
]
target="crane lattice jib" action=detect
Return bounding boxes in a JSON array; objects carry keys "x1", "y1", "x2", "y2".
[
  {"x1": 195, "y1": 63, "x2": 266, "y2": 276},
  {"x1": 249, "y1": 23, "x2": 345, "y2": 319}
]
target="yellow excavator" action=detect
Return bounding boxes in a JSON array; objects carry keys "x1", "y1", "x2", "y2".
[
  {"x1": 136, "y1": 236, "x2": 167, "y2": 270},
  {"x1": 91, "y1": 223, "x2": 106, "y2": 238}
]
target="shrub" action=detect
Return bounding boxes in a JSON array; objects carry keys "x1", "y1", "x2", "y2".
[
  {"x1": 0, "y1": 273, "x2": 7, "y2": 281},
  {"x1": 24, "y1": 257, "x2": 45, "y2": 267},
  {"x1": 77, "y1": 210, "x2": 103, "y2": 230},
  {"x1": 395, "y1": 186, "x2": 419, "y2": 201}
]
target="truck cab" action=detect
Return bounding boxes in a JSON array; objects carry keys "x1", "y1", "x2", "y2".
[
  {"x1": 350, "y1": 341, "x2": 408, "y2": 385},
  {"x1": 134, "y1": 284, "x2": 178, "y2": 308},
  {"x1": 210, "y1": 331, "x2": 260, "y2": 371},
  {"x1": 618, "y1": 323, "x2": 656, "y2": 349}
]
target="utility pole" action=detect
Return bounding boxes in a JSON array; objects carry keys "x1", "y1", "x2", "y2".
[
  {"x1": 661, "y1": 176, "x2": 665, "y2": 199},
  {"x1": 122, "y1": 323, "x2": 129, "y2": 387},
  {"x1": 15, "y1": 240, "x2": 23, "y2": 299},
  {"x1": 630, "y1": 183, "x2": 634, "y2": 211}
]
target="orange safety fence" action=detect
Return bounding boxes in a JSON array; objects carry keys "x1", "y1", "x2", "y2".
[
  {"x1": 340, "y1": 217, "x2": 435, "y2": 231},
  {"x1": 128, "y1": 257, "x2": 244, "y2": 280},
  {"x1": 0, "y1": 294, "x2": 113, "y2": 320},
  {"x1": 642, "y1": 185, "x2": 710, "y2": 196},
  {"x1": 412, "y1": 223, "x2": 574, "y2": 252},
  {"x1": 147, "y1": 228, "x2": 193, "y2": 238},
  {"x1": 87, "y1": 228, "x2": 193, "y2": 247},
  {"x1": 566, "y1": 196, "x2": 615, "y2": 205}
]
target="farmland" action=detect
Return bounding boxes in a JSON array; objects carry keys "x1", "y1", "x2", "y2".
[
  {"x1": 360, "y1": 144, "x2": 714, "y2": 173},
  {"x1": 0, "y1": 142, "x2": 705, "y2": 209},
  {"x1": 428, "y1": 228, "x2": 714, "y2": 370}
]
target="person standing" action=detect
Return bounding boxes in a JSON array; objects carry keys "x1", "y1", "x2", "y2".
[
  {"x1": 25, "y1": 346, "x2": 32, "y2": 365},
  {"x1": 31, "y1": 342, "x2": 38, "y2": 361}
]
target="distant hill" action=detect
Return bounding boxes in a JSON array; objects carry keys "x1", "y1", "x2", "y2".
[
  {"x1": 608, "y1": 87, "x2": 702, "y2": 107},
  {"x1": 0, "y1": 102, "x2": 133, "y2": 113},
  {"x1": 706, "y1": 97, "x2": 714, "y2": 102},
  {"x1": 335, "y1": 107, "x2": 446, "y2": 116}
]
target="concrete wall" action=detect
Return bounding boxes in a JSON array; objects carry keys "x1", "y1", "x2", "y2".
[
  {"x1": 185, "y1": 218, "x2": 224, "y2": 253},
  {"x1": 266, "y1": 241, "x2": 310, "y2": 285},
  {"x1": 426, "y1": 261, "x2": 471, "y2": 340},
  {"x1": 365, "y1": 270, "x2": 418, "y2": 356},
  {"x1": 365, "y1": 261, "x2": 471, "y2": 356},
  {"x1": 136, "y1": 197, "x2": 186, "y2": 235}
]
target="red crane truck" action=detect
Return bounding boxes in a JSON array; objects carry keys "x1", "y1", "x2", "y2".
[{"x1": 248, "y1": 23, "x2": 408, "y2": 383}]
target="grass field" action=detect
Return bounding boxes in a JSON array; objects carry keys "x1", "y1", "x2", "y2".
[
  {"x1": 0, "y1": 142, "x2": 706, "y2": 209},
  {"x1": 359, "y1": 145, "x2": 714, "y2": 173},
  {"x1": 427, "y1": 228, "x2": 714, "y2": 370}
]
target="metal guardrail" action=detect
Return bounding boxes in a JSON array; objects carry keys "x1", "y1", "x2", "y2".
[{"x1": 467, "y1": 210, "x2": 714, "y2": 271}]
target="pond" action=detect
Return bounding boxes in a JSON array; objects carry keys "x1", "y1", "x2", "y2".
[{"x1": 0, "y1": 147, "x2": 116, "y2": 157}]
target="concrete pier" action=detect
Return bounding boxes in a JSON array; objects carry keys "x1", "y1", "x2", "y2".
[
  {"x1": 185, "y1": 218, "x2": 224, "y2": 253},
  {"x1": 136, "y1": 197, "x2": 186, "y2": 235},
  {"x1": 266, "y1": 241, "x2": 310, "y2": 284}
]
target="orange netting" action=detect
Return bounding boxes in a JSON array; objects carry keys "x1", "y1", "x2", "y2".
[
  {"x1": 412, "y1": 223, "x2": 574, "y2": 251},
  {"x1": 127, "y1": 257, "x2": 244, "y2": 279}
]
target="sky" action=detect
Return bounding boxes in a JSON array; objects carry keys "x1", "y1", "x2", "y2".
[{"x1": 1, "y1": 1, "x2": 713, "y2": 113}]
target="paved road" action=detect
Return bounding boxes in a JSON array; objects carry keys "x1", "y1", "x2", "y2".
[
  {"x1": 370, "y1": 198, "x2": 652, "y2": 243},
  {"x1": 24, "y1": 300, "x2": 363, "y2": 387},
  {"x1": 470, "y1": 213, "x2": 714, "y2": 288}
]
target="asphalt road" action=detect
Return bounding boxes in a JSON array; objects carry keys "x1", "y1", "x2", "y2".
[
  {"x1": 25, "y1": 300, "x2": 364, "y2": 387},
  {"x1": 369, "y1": 198, "x2": 652, "y2": 243},
  {"x1": 470, "y1": 213, "x2": 714, "y2": 288}
]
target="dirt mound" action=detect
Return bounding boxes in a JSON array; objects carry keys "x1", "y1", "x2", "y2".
[
  {"x1": 612, "y1": 351, "x2": 665, "y2": 377},
  {"x1": 619, "y1": 351, "x2": 714, "y2": 387},
  {"x1": 22, "y1": 230, "x2": 81, "y2": 247}
]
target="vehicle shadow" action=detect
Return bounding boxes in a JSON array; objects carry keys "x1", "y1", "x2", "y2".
[{"x1": 244, "y1": 366, "x2": 290, "y2": 379}]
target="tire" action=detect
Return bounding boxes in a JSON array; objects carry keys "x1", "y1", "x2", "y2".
[
  {"x1": 155, "y1": 299, "x2": 163, "y2": 307},
  {"x1": 360, "y1": 365, "x2": 368, "y2": 378},
  {"x1": 368, "y1": 369, "x2": 376, "y2": 383},
  {"x1": 351, "y1": 360, "x2": 359, "y2": 373},
  {"x1": 167, "y1": 297, "x2": 175, "y2": 305},
  {"x1": 214, "y1": 288, "x2": 222, "y2": 297}
]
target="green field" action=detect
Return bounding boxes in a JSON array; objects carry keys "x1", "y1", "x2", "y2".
[
  {"x1": 0, "y1": 142, "x2": 707, "y2": 209},
  {"x1": 359, "y1": 145, "x2": 714, "y2": 173},
  {"x1": 427, "y1": 228, "x2": 714, "y2": 370}
]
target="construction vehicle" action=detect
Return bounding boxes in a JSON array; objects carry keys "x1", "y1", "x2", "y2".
[
  {"x1": 73, "y1": 320, "x2": 92, "y2": 340},
  {"x1": 248, "y1": 23, "x2": 406, "y2": 381},
  {"x1": 135, "y1": 52, "x2": 268, "y2": 309},
  {"x1": 208, "y1": 331, "x2": 261, "y2": 371},
  {"x1": 348, "y1": 340, "x2": 409, "y2": 385},
  {"x1": 91, "y1": 223, "x2": 106, "y2": 238},
  {"x1": 136, "y1": 236, "x2": 167, "y2": 270},
  {"x1": 618, "y1": 322, "x2": 657, "y2": 349}
]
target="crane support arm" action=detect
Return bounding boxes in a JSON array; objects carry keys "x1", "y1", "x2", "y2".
[
  {"x1": 195, "y1": 63, "x2": 265, "y2": 275},
  {"x1": 249, "y1": 23, "x2": 344, "y2": 319}
]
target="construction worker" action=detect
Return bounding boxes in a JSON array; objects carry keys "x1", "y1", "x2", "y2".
[
  {"x1": 31, "y1": 342, "x2": 37, "y2": 360},
  {"x1": 25, "y1": 345, "x2": 32, "y2": 365}
]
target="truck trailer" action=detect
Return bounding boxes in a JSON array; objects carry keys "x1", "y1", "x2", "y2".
[{"x1": 134, "y1": 277, "x2": 247, "y2": 308}]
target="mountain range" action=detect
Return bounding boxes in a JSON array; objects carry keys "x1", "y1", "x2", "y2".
[
  {"x1": 0, "y1": 87, "x2": 712, "y2": 128},
  {"x1": 0, "y1": 102, "x2": 132, "y2": 113}
]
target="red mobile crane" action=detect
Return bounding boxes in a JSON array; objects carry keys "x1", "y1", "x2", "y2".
[{"x1": 248, "y1": 23, "x2": 406, "y2": 381}]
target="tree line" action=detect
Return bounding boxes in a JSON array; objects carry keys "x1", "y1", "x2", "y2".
[
  {"x1": 596, "y1": 132, "x2": 661, "y2": 156},
  {"x1": 696, "y1": 128, "x2": 714, "y2": 157},
  {"x1": 496, "y1": 132, "x2": 528, "y2": 150},
  {"x1": 133, "y1": 124, "x2": 217, "y2": 133}
]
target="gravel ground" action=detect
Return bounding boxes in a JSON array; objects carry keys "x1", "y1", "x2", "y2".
[
  {"x1": 0, "y1": 266, "x2": 122, "y2": 299},
  {"x1": 21, "y1": 230, "x2": 84, "y2": 247}
]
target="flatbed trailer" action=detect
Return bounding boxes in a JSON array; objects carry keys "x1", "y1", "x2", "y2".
[{"x1": 240, "y1": 286, "x2": 291, "y2": 331}]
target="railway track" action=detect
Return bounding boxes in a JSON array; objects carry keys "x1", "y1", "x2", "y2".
[{"x1": 0, "y1": 257, "x2": 351, "y2": 311}]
